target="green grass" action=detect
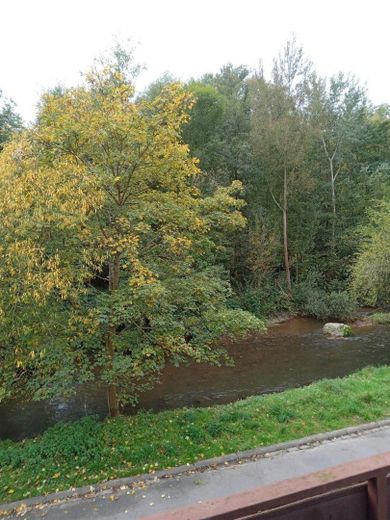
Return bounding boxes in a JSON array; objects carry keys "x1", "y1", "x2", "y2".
[
  {"x1": 1, "y1": 366, "x2": 390, "y2": 504},
  {"x1": 370, "y1": 312, "x2": 390, "y2": 324}
]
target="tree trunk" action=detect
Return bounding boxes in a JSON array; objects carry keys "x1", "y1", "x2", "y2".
[
  {"x1": 321, "y1": 136, "x2": 337, "y2": 251},
  {"x1": 106, "y1": 328, "x2": 120, "y2": 417},
  {"x1": 106, "y1": 255, "x2": 120, "y2": 418},
  {"x1": 329, "y1": 159, "x2": 337, "y2": 251},
  {"x1": 283, "y1": 169, "x2": 292, "y2": 295}
]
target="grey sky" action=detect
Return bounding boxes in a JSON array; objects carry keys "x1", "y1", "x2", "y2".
[{"x1": 1, "y1": 0, "x2": 389, "y2": 122}]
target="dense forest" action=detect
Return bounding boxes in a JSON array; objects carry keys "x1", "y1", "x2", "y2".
[
  {"x1": 172, "y1": 38, "x2": 389, "y2": 317},
  {"x1": 0, "y1": 39, "x2": 389, "y2": 415}
]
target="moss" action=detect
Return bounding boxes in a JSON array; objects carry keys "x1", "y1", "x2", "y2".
[{"x1": 343, "y1": 325, "x2": 352, "y2": 337}]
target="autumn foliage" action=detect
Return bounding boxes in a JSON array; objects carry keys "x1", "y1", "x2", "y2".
[{"x1": 0, "y1": 57, "x2": 262, "y2": 414}]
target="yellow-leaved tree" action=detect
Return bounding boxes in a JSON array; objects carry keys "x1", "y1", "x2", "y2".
[{"x1": 0, "y1": 49, "x2": 263, "y2": 416}]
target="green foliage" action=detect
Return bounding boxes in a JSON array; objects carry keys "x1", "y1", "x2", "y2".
[
  {"x1": 342, "y1": 325, "x2": 352, "y2": 337},
  {"x1": 141, "y1": 72, "x2": 178, "y2": 100},
  {"x1": 243, "y1": 41, "x2": 388, "y2": 298},
  {"x1": 184, "y1": 65, "x2": 252, "y2": 191},
  {"x1": 0, "y1": 417, "x2": 103, "y2": 470},
  {"x1": 2, "y1": 40, "x2": 390, "y2": 331},
  {"x1": 351, "y1": 199, "x2": 390, "y2": 306},
  {"x1": 370, "y1": 313, "x2": 390, "y2": 325},
  {"x1": 268, "y1": 403, "x2": 296, "y2": 423},
  {"x1": 230, "y1": 279, "x2": 292, "y2": 318},
  {"x1": 248, "y1": 38, "x2": 317, "y2": 293},
  {"x1": 0, "y1": 51, "x2": 263, "y2": 412},
  {"x1": 294, "y1": 283, "x2": 357, "y2": 321},
  {"x1": 1, "y1": 366, "x2": 389, "y2": 503},
  {"x1": 0, "y1": 90, "x2": 23, "y2": 151},
  {"x1": 177, "y1": 41, "x2": 390, "y2": 306},
  {"x1": 182, "y1": 83, "x2": 226, "y2": 170}
]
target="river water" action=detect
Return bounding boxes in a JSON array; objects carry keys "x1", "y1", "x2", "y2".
[{"x1": 1, "y1": 318, "x2": 389, "y2": 440}]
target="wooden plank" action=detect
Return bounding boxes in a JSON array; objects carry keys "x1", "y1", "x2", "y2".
[
  {"x1": 368, "y1": 473, "x2": 388, "y2": 520},
  {"x1": 143, "y1": 452, "x2": 390, "y2": 520},
  {"x1": 239, "y1": 484, "x2": 368, "y2": 519}
]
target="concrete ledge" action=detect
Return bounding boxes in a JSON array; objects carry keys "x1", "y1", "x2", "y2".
[{"x1": 2, "y1": 418, "x2": 390, "y2": 515}]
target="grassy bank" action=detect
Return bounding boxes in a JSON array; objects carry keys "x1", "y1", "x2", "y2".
[
  {"x1": 370, "y1": 312, "x2": 390, "y2": 325},
  {"x1": 1, "y1": 366, "x2": 390, "y2": 504}
]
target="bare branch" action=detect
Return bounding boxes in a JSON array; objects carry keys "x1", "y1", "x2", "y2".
[
  {"x1": 270, "y1": 189, "x2": 282, "y2": 211},
  {"x1": 334, "y1": 165, "x2": 342, "y2": 180}
]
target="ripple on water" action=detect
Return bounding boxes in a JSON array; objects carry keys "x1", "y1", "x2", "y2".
[{"x1": 1, "y1": 318, "x2": 389, "y2": 440}]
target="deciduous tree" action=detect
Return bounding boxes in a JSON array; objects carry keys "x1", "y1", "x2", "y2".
[
  {"x1": 249, "y1": 38, "x2": 313, "y2": 294},
  {"x1": 0, "y1": 54, "x2": 262, "y2": 415},
  {"x1": 0, "y1": 90, "x2": 23, "y2": 151},
  {"x1": 351, "y1": 198, "x2": 390, "y2": 306}
]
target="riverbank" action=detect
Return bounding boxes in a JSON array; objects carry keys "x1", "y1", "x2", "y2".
[
  {"x1": 4, "y1": 317, "x2": 389, "y2": 441},
  {"x1": 1, "y1": 365, "x2": 389, "y2": 504},
  {"x1": 369, "y1": 312, "x2": 390, "y2": 324}
]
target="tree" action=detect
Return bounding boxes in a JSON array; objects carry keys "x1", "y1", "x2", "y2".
[
  {"x1": 181, "y1": 82, "x2": 226, "y2": 177},
  {"x1": 0, "y1": 90, "x2": 23, "y2": 151},
  {"x1": 249, "y1": 38, "x2": 314, "y2": 294},
  {"x1": 181, "y1": 65, "x2": 254, "y2": 285},
  {"x1": 141, "y1": 72, "x2": 178, "y2": 101},
  {"x1": 351, "y1": 198, "x2": 390, "y2": 306},
  {"x1": 0, "y1": 55, "x2": 263, "y2": 416},
  {"x1": 309, "y1": 73, "x2": 369, "y2": 249},
  {"x1": 199, "y1": 64, "x2": 252, "y2": 187}
]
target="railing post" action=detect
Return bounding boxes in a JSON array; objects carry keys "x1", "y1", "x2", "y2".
[{"x1": 368, "y1": 472, "x2": 388, "y2": 520}]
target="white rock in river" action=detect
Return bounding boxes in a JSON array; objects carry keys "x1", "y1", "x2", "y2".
[{"x1": 323, "y1": 322, "x2": 352, "y2": 337}]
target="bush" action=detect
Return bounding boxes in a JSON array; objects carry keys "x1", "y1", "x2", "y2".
[
  {"x1": 301, "y1": 288, "x2": 328, "y2": 319},
  {"x1": 294, "y1": 280, "x2": 357, "y2": 321},
  {"x1": 324, "y1": 291, "x2": 357, "y2": 321},
  {"x1": 292, "y1": 270, "x2": 324, "y2": 308},
  {"x1": 232, "y1": 271, "x2": 358, "y2": 322},
  {"x1": 351, "y1": 199, "x2": 390, "y2": 306},
  {"x1": 231, "y1": 276, "x2": 293, "y2": 318}
]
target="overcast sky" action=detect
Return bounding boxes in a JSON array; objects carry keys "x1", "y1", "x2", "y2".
[{"x1": 1, "y1": 0, "x2": 389, "y2": 122}]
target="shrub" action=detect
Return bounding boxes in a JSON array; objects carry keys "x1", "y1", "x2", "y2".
[
  {"x1": 292, "y1": 270, "x2": 324, "y2": 308},
  {"x1": 323, "y1": 291, "x2": 357, "y2": 321},
  {"x1": 231, "y1": 276, "x2": 293, "y2": 318},
  {"x1": 294, "y1": 281, "x2": 357, "y2": 321},
  {"x1": 301, "y1": 288, "x2": 328, "y2": 319}
]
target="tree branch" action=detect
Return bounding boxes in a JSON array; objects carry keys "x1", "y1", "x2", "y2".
[{"x1": 270, "y1": 189, "x2": 282, "y2": 211}]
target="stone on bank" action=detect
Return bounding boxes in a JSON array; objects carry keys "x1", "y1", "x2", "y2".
[{"x1": 323, "y1": 322, "x2": 352, "y2": 337}]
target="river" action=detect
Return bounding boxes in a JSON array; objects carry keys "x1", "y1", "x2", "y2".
[{"x1": 1, "y1": 317, "x2": 389, "y2": 440}]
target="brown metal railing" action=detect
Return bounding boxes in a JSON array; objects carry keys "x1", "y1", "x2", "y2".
[{"x1": 145, "y1": 451, "x2": 390, "y2": 520}]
